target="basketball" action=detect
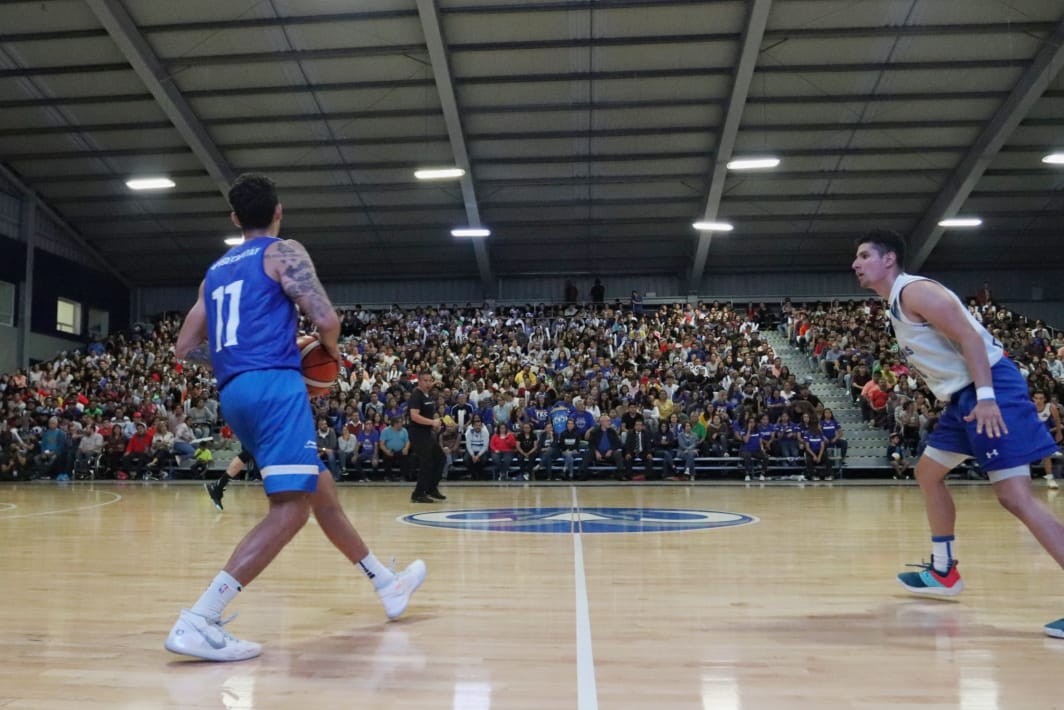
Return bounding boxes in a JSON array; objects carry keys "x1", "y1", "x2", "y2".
[{"x1": 297, "y1": 334, "x2": 339, "y2": 396}]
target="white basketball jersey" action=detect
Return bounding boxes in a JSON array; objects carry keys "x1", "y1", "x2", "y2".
[
  {"x1": 887, "y1": 274, "x2": 1003, "y2": 400},
  {"x1": 1037, "y1": 402, "x2": 1052, "y2": 424}
]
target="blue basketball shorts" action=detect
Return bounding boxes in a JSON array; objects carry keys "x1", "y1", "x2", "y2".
[
  {"x1": 220, "y1": 368, "x2": 321, "y2": 495},
  {"x1": 928, "y1": 358, "x2": 1058, "y2": 472}
]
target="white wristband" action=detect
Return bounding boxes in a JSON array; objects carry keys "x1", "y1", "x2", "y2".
[{"x1": 976, "y1": 386, "x2": 996, "y2": 401}]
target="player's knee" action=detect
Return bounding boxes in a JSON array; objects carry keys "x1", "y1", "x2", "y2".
[
  {"x1": 993, "y1": 476, "x2": 1034, "y2": 516},
  {"x1": 269, "y1": 494, "x2": 311, "y2": 531}
]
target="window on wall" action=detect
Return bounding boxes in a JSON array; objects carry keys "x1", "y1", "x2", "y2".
[
  {"x1": 0, "y1": 281, "x2": 13, "y2": 327},
  {"x1": 56, "y1": 298, "x2": 81, "y2": 335},
  {"x1": 88, "y1": 308, "x2": 109, "y2": 339}
]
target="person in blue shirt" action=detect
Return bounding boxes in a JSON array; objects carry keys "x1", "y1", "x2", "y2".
[
  {"x1": 526, "y1": 392, "x2": 551, "y2": 431},
  {"x1": 773, "y1": 411, "x2": 801, "y2": 461},
  {"x1": 803, "y1": 420, "x2": 832, "y2": 481},
  {"x1": 169, "y1": 173, "x2": 424, "y2": 663},
  {"x1": 352, "y1": 426, "x2": 380, "y2": 480},
  {"x1": 739, "y1": 417, "x2": 769, "y2": 482},
  {"x1": 570, "y1": 400, "x2": 597, "y2": 438},
  {"x1": 819, "y1": 408, "x2": 848, "y2": 465}
]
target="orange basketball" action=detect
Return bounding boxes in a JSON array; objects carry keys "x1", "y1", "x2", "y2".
[{"x1": 297, "y1": 334, "x2": 339, "y2": 396}]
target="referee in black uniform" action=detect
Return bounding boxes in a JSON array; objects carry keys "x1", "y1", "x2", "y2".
[{"x1": 407, "y1": 370, "x2": 447, "y2": 503}]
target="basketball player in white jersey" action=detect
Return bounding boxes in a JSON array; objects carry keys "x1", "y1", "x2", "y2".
[
  {"x1": 853, "y1": 229, "x2": 1064, "y2": 639},
  {"x1": 1032, "y1": 391, "x2": 1062, "y2": 489}
]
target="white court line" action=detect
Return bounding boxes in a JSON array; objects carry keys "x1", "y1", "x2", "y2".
[
  {"x1": 0, "y1": 503, "x2": 17, "y2": 512},
  {"x1": 571, "y1": 487, "x2": 599, "y2": 710},
  {"x1": 0, "y1": 490, "x2": 122, "y2": 519}
]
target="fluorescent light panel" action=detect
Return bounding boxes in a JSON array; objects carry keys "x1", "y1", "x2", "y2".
[
  {"x1": 451, "y1": 227, "x2": 490, "y2": 238},
  {"x1": 937, "y1": 217, "x2": 982, "y2": 228},
  {"x1": 726, "y1": 157, "x2": 780, "y2": 171},
  {"x1": 692, "y1": 221, "x2": 734, "y2": 232},
  {"x1": 224, "y1": 236, "x2": 245, "y2": 246},
  {"x1": 125, "y1": 177, "x2": 175, "y2": 190},
  {"x1": 1042, "y1": 152, "x2": 1064, "y2": 165},
  {"x1": 414, "y1": 167, "x2": 466, "y2": 180}
]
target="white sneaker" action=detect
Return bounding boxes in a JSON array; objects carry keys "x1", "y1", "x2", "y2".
[
  {"x1": 164, "y1": 609, "x2": 262, "y2": 662},
  {"x1": 1045, "y1": 475, "x2": 1060, "y2": 490},
  {"x1": 377, "y1": 559, "x2": 427, "y2": 620},
  {"x1": 744, "y1": 474, "x2": 751, "y2": 482}
]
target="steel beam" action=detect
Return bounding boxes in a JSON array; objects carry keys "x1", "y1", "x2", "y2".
[
  {"x1": 415, "y1": 0, "x2": 493, "y2": 296},
  {"x1": 84, "y1": 0, "x2": 234, "y2": 196},
  {"x1": 688, "y1": 0, "x2": 772, "y2": 293},
  {"x1": 907, "y1": 17, "x2": 1064, "y2": 271},
  {"x1": 0, "y1": 162, "x2": 129, "y2": 286}
]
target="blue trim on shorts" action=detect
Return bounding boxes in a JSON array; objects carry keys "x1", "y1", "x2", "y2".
[{"x1": 927, "y1": 358, "x2": 1058, "y2": 471}]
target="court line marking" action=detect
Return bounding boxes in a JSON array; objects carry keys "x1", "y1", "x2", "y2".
[
  {"x1": 0, "y1": 503, "x2": 17, "y2": 512},
  {"x1": 571, "y1": 487, "x2": 599, "y2": 710},
  {"x1": 0, "y1": 490, "x2": 123, "y2": 519}
]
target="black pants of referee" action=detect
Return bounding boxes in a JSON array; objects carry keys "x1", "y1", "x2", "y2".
[{"x1": 409, "y1": 432, "x2": 445, "y2": 499}]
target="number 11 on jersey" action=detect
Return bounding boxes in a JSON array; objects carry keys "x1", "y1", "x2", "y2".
[{"x1": 211, "y1": 280, "x2": 243, "y2": 351}]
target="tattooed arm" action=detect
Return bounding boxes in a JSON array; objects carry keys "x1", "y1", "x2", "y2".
[
  {"x1": 264, "y1": 239, "x2": 342, "y2": 361},
  {"x1": 175, "y1": 281, "x2": 212, "y2": 368}
]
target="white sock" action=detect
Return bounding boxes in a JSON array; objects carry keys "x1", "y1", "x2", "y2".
[
  {"x1": 358, "y1": 552, "x2": 394, "y2": 590},
  {"x1": 190, "y1": 570, "x2": 243, "y2": 621},
  {"x1": 931, "y1": 535, "x2": 955, "y2": 574}
]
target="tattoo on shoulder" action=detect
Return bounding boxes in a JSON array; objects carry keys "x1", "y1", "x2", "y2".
[{"x1": 184, "y1": 344, "x2": 213, "y2": 369}]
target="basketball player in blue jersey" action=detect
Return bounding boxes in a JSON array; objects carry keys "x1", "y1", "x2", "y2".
[
  {"x1": 853, "y1": 229, "x2": 1064, "y2": 639},
  {"x1": 165, "y1": 174, "x2": 426, "y2": 661}
]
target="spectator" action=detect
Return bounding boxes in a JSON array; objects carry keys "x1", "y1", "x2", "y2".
[
  {"x1": 803, "y1": 420, "x2": 832, "y2": 481},
  {"x1": 121, "y1": 421, "x2": 152, "y2": 480},
  {"x1": 887, "y1": 432, "x2": 911, "y2": 480},
  {"x1": 378, "y1": 417, "x2": 410, "y2": 482},
  {"x1": 581, "y1": 415, "x2": 624, "y2": 480},
  {"x1": 464, "y1": 416, "x2": 490, "y2": 480},
  {"x1": 316, "y1": 417, "x2": 340, "y2": 481},
  {"x1": 489, "y1": 423, "x2": 516, "y2": 481},
  {"x1": 590, "y1": 279, "x2": 605, "y2": 304},
  {"x1": 514, "y1": 422, "x2": 539, "y2": 481},
  {"x1": 624, "y1": 418, "x2": 655, "y2": 480}
]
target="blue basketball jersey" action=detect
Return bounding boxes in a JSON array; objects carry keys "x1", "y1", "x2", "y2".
[{"x1": 204, "y1": 237, "x2": 300, "y2": 389}]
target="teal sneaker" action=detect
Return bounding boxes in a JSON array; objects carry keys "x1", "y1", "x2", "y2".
[
  {"x1": 897, "y1": 559, "x2": 964, "y2": 597},
  {"x1": 1045, "y1": 618, "x2": 1064, "y2": 639}
]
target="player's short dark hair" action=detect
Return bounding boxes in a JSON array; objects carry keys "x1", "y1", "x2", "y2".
[
  {"x1": 857, "y1": 229, "x2": 907, "y2": 269},
  {"x1": 228, "y1": 173, "x2": 278, "y2": 230},
  {"x1": 418, "y1": 370, "x2": 433, "y2": 378}
]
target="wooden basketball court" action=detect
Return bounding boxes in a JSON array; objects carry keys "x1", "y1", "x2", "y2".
[{"x1": 2, "y1": 480, "x2": 1062, "y2": 709}]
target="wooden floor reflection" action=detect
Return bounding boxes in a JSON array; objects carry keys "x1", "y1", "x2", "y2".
[{"x1": 1, "y1": 480, "x2": 1062, "y2": 709}]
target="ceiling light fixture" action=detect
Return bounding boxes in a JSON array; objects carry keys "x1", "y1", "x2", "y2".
[
  {"x1": 415, "y1": 167, "x2": 466, "y2": 180},
  {"x1": 692, "y1": 221, "x2": 734, "y2": 232},
  {"x1": 726, "y1": 157, "x2": 780, "y2": 171},
  {"x1": 451, "y1": 227, "x2": 491, "y2": 238},
  {"x1": 937, "y1": 217, "x2": 982, "y2": 228},
  {"x1": 125, "y1": 177, "x2": 175, "y2": 190},
  {"x1": 224, "y1": 236, "x2": 245, "y2": 246},
  {"x1": 1042, "y1": 152, "x2": 1064, "y2": 165}
]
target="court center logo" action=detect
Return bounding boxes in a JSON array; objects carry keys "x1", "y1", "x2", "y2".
[{"x1": 398, "y1": 507, "x2": 758, "y2": 534}]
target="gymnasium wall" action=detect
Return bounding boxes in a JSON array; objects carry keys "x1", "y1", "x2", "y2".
[{"x1": 0, "y1": 198, "x2": 131, "y2": 370}]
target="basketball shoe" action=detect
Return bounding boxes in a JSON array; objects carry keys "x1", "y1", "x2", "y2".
[
  {"x1": 377, "y1": 559, "x2": 427, "y2": 620},
  {"x1": 205, "y1": 481, "x2": 224, "y2": 511},
  {"x1": 1045, "y1": 618, "x2": 1064, "y2": 639},
  {"x1": 897, "y1": 559, "x2": 964, "y2": 597},
  {"x1": 164, "y1": 609, "x2": 261, "y2": 662}
]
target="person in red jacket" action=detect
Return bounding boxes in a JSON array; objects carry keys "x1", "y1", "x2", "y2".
[
  {"x1": 119, "y1": 420, "x2": 153, "y2": 479},
  {"x1": 489, "y1": 423, "x2": 516, "y2": 481}
]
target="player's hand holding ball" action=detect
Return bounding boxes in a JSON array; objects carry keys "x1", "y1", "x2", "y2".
[{"x1": 297, "y1": 333, "x2": 340, "y2": 396}]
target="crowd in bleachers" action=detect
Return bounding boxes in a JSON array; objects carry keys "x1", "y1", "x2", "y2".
[
  {"x1": 785, "y1": 292, "x2": 1064, "y2": 478},
  {"x1": 1, "y1": 289, "x2": 1060, "y2": 484}
]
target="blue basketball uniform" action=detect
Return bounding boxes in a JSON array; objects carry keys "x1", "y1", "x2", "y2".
[
  {"x1": 204, "y1": 236, "x2": 320, "y2": 494},
  {"x1": 928, "y1": 358, "x2": 1058, "y2": 472}
]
